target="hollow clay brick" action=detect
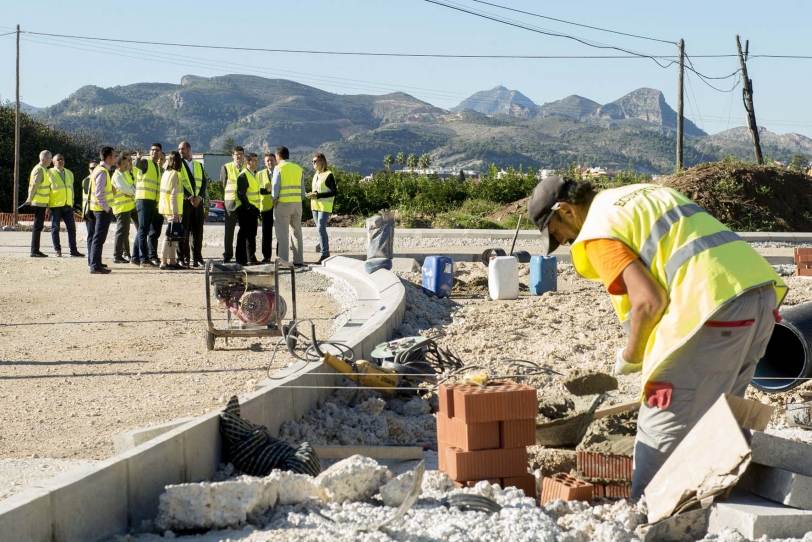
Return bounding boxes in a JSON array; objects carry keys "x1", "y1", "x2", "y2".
[
  {"x1": 795, "y1": 247, "x2": 812, "y2": 258},
  {"x1": 441, "y1": 445, "x2": 528, "y2": 481},
  {"x1": 438, "y1": 383, "x2": 464, "y2": 418},
  {"x1": 503, "y1": 474, "x2": 538, "y2": 501},
  {"x1": 797, "y1": 268, "x2": 812, "y2": 277},
  {"x1": 593, "y1": 482, "x2": 631, "y2": 499},
  {"x1": 576, "y1": 450, "x2": 633, "y2": 481},
  {"x1": 437, "y1": 412, "x2": 501, "y2": 451},
  {"x1": 439, "y1": 443, "x2": 448, "y2": 472},
  {"x1": 540, "y1": 473, "x2": 594, "y2": 505},
  {"x1": 797, "y1": 255, "x2": 812, "y2": 264},
  {"x1": 452, "y1": 381, "x2": 537, "y2": 423},
  {"x1": 500, "y1": 419, "x2": 537, "y2": 448}
]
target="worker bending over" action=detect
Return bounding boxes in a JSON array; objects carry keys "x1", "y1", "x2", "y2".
[{"x1": 528, "y1": 177, "x2": 787, "y2": 497}]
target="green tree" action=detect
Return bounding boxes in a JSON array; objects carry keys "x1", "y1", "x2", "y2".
[
  {"x1": 418, "y1": 153, "x2": 431, "y2": 170},
  {"x1": 383, "y1": 154, "x2": 394, "y2": 171},
  {"x1": 222, "y1": 137, "x2": 235, "y2": 154},
  {"x1": 396, "y1": 152, "x2": 406, "y2": 168},
  {"x1": 406, "y1": 153, "x2": 418, "y2": 170},
  {"x1": 789, "y1": 154, "x2": 809, "y2": 172}
]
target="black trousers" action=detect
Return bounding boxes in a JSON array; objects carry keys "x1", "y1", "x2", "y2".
[
  {"x1": 236, "y1": 205, "x2": 258, "y2": 264},
  {"x1": 223, "y1": 209, "x2": 238, "y2": 261},
  {"x1": 177, "y1": 200, "x2": 205, "y2": 264},
  {"x1": 261, "y1": 209, "x2": 274, "y2": 261},
  {"x1": 30, "y1": 206, "x2": 47, "y2": 254}
]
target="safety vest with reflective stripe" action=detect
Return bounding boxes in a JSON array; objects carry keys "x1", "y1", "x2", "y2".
[
  {"x1": 224, "y1": 162, "x2": 242, "y2": 209},
  {"x1": 159, "y1": 170, "x2": 184, "y2": 216},
  {"x1": 135, "y1": 160, "x2": 161, "y2": 201},
  {"x1": 90, "y1": 165, "x2": 114, "y2": 212},
  {"x1": 258, "y1": 169, "x2": 273, "y2": 212},
  {"x1": 48, "y1": 168, "x2": 74, "y2": 208},
  {"x1": 111, "y1": 170, "x2": 136, "y2": 215},
  {"x1": 311, "y1": 171, "x2": 334, "y2": 213},
  {"x1": 243, "y1": 169, "x2": 261, "y2": 208},
  {"x1": 569, "y1": 184, "x2": 787, "y2": 387},
  {"x1": 177, "y1": 160, "x2": 203, "y2": 199},
  {"x1": 277, "y1": 161, "x2": 303, "y2": 203},
  {"x1": 29, "y1": 164, "x2": 51, "y2": 207}
]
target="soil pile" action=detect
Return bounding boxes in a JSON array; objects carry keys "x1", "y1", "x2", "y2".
[
  {"x1": 486, "y1": 196, "x2": 530, "y2": 222},
  {"x1": 301, "y1": 214, "x2": 359, "y2": 227}
]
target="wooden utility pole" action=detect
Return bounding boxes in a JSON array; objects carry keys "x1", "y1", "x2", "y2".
[
  {"x1": 13, "y1": 24, "x2": 20, "y2": 224},
  {"x1": 676, "y1": 39, "x2": 685, "y2": 170},
  {"x1": 736, "y1": 35, "x2": 763, "y2": 164}
]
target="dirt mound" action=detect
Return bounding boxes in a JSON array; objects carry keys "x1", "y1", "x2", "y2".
[
  {"x1": 487, "y1": 196, "x2": 530, "y2": 222},
  {"x1": 658, "y1": 162, "x2": 812, "y2": 231}
]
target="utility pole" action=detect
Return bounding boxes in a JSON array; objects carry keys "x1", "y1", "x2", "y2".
[
  {"x1": 736, "y1": 35, "x2": 763, "y2": 164},
  {"x1": 676, "y1": 39, "x2": 684, "y2": 170},
  {"x1": 13, "y1": 24, "x2": 20, "y2": 224}
]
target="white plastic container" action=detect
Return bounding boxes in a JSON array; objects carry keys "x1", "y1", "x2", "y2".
[{"x1": 488, "y1": 255, "x2": 519, "y2": 300}]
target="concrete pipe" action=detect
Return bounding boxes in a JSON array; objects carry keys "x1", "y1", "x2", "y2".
[{"x1": 752, "y1": 303, "x2": 812, "y2": 393}]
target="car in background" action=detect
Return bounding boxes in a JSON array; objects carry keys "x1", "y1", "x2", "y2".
[
  {"x1": 210, "y1": 200, "x2": 225, "y2": 211},
  {"x1": 207, "y1": 204, "x2": 226, "y2": 222}
]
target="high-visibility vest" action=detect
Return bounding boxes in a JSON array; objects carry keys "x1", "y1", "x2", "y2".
[
  {"x1": 89, "y1": 165, "x2": 114, "y2": 212},
  {"x1": 277, "y1": 161, "x2": 303, "y2": 203},
  {"x1": 177, "y1": 159, "x2": 204, "y2": 199},
  {"x1": 569, "y1": 184, "x2": 787, "y2": 387},
  {"x1": 243, "y1": 169, "x2": 261, "y2": 208},
  {"x1": 259, "y1": 169, "x2": 273, "y2": 212},
  {"x1": 159, "y1": 170, "x2": 184, "y2": 217},
  {"x1": 29, "y1": 164, "x2": 51, "y2": 207},
  {"x1": 48, "y1": 168, "x2": 74, "y2": 208},
  {"x1": 311, "y1": 171, "x2": 334, "y2": 213},
  {"x1": 223, "y1": 162, "x2": 242, "y2": 209},
  {"x1": 135, "y1": 160, "x2": 161, "y2": 201},
  {"x1": 111, "y1": 170, "x2": 136, "y2": 215}
]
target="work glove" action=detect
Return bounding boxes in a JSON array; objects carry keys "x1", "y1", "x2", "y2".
[{"x1": 613, "y1": 348, "x2": 643, "y2": 376}]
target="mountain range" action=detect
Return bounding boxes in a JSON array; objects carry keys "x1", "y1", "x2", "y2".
[{"x1": 35, "y1": 75, "x2": 812, "y2": 174}]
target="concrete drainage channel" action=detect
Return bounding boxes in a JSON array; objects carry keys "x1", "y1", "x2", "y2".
[{"x1": 0, "y1": 257, "x2": 405, "y2": 542}]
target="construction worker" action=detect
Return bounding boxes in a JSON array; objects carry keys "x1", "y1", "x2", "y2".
[
  {"x1": 87, "y1": 147, "x2": 117, "y2": 274},
  {"x1": 235, "y1": 153, "x2": 261, "y2": 265},
  {"x1": 158, "y1": 151, "x2": 184, "y2": 270},
  {"x1": 82, "y1": 159, "x2": 100, "y2": 264},
  {"x1": 221, "y1": 145, "x2": 245, "y2": 263},
  {"x1": 111, "y1": 153, "x2": 138, "y2": 264},
  {"x1": 48, "y1": 154, "x2": 83, "y2": 258},
  {"x1": 134, "y1": 143, "x2": 165, "y2": 267},
  {"x1": 272, "y1": 146, "x2": 305, "y2": 267},
  {"x1": 25, "y1": 150, "x2": 52, "y2": 257},
  {"x1": 307, "y1": 152, "x2": 337, "y2": 264},
  {"x1": 176, "y1": 141, "x2": 208, "y2": 267},
  {"x1": 528, "y1": 177, "x2": 787, "y2": 498},
  {"x1": 259, "y1": 153, "x2": 276, "y2": 263}
]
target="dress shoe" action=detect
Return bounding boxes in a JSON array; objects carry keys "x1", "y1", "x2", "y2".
[
  {"x1": 90, "y1": 267, "x2": 111, "y2": 274},
  {"x1": 192, "y1": 260, "x2": 203, "y2": 268},
  {"x1": 131, "y1": 260, "x2": 141, "y2": 267},
  {"x1": 70, "y1": 251, "x2": 85, "y2": 258},
  {"x1": 248, "y1": 259, "x2": 260, "y2": 266},
  {"x1": 30, "y1": 251, "x2": 48, "y2": 258},
  {"x1": 261, "y1": 258, "x2": 272, "y2": 263},
  {"x1": 143, "y1": 260, "x2": 159, "y2": 268},
  {"x1": 100, "y1": 263, "x2": 108, "y2": 268},
  {"x1": 150, "y1": 258, "x2": 161, "y2": 267},
  {"x1": 113, "y1": 257, "x2": 129, "y2": 264},
  {"x1": 55, "y1": 251, "x2": 62, "y2": 257},
  {"x1": 317, "y1": 254, "x2": 330, "y2": 264},
  {"x1": 223, "y1": 258, "x2": 232, "y2": 264}
]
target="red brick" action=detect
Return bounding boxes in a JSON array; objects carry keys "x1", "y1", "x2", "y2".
[
  {"x1": 437, "y1": 412, "x2": 501, "y2": 451},
  {"x1": 799, "y1": 261, "x2": 812, "y2": 269},
  {"x1": 593, "y1": 482, "x2": 631, "y2": 499},
  {"x1": 795, "y1": 247, "x2": 812, "y2": 258},
  {"x1": 796, "y1": 268, "x2": 812, "y2": 277},
  {"x1": 797, "y1": 254, "x2": 812, "y2": 264},
  {"x1": 438, "y1": 383, "x2": 464, "y2": 417},
  {"x1": 540, "y1": 473, "x2": 593, "y2": 505},
  {"x1": 576, "y1": 450, "x2": 633, "y2": 481},
  {"x1": 503, "y1": 474, "x2": 538, "y2": 501},
  {"x1": 500, "y1": 419, "x2": 536, "y2": 448},
  {"x1": 439, "y1": 443, "x2": 448, "y2": 472},
  {"x1": 453, "y1": 479, "x2": 501, "y2": 488},
  {"x1": 441, "y1": 445, "x2": 528, "y2": 481},
  {"x1": 453, "y1": 381, "x2": 537, "y2": 423}
]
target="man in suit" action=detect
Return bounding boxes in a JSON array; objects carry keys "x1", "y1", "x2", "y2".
[{"x1": 176, "y1": 141, "x2": 209, "y2": 267}]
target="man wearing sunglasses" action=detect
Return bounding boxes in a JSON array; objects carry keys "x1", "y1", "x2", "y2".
[{"x1": 528, "y1": 175, "x2": 786, "y2": 498}]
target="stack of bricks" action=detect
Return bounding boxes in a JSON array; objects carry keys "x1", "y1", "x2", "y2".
[
  {"x1": 437, "y1": 381, "x2": 538, "y2": 500},
  {"x1": 796, "y1": 247, "x2": 812, "y2": 276},
  {"x1": 575, "y1": 449, "x2": 633, "y2": 499}
]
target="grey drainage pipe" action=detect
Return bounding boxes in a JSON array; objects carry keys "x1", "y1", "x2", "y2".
[{"x1": 752, "y1": 303, "x2": 812, "y2": 393}]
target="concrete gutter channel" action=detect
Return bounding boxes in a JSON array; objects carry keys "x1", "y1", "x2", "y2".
[{"x1": 0, "y1": 257, "x2": 405, "y2": 542}]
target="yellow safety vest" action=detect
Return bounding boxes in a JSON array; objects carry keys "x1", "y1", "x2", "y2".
[
  {"x1": 111, "y1": 170, "x2": 136, "y2": 215},
  {"x1": 177, "y1": 160, "x2": 204, "y2": 199},
  {"x1": 569, "y1": 184, "x2": 787, "y2": 387},
  {"x1": 259, "y1": 169, "x2": 273, "y2": 212},
  {"x1": 311, "y1": 171, "x2": 334, "y2": 213},
  {"x1": 29, "y1": 164, "x2": 51, "y2": 207},
  {"x1": 277, "y1": 161, "x2": 303, "y2": 203},
  {"x1": 48, "y1": 168, "x2": 74, "y2": 208},
  {"x1": 135, "y1": 160, "x2": 161, "y2": 201},
  {"x1": 224, "y1": 162, "x2": 243, "y2": 209},
  {"x1": 244, "y1": 169, "x2": 261, "y2": 208},
  {"x1": 159, "y1": 170, "x2": 184, "y2": 216},
  {"x1": 90, "y1": 165, "x2": 114, "y2": 212}
]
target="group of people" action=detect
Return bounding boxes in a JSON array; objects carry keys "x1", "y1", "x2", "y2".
[{"x1": 25, "y1": 143, "x2": 338, "y2": 274}]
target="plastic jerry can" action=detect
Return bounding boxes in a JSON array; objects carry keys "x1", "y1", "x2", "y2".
[
  {"x1": 422, "y1": 255, "x2": 454, "y2": 298},
  {"x1": 488, "y1": 255, "x2": 519, "y2": 300},
  {"x1": 529, "y1": 255, "x2": 557, "y2": 295}
]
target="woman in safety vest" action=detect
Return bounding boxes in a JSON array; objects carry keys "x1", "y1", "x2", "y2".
[
  {"x1": 158, "y1": 151, "x2": 184, "y2": 270},
  {"x1": 528, "y1": 176, "x2": 787, "y2": 498},
  {"x1": 306, "y1": 153, "x2": 337, "y2": 264}
]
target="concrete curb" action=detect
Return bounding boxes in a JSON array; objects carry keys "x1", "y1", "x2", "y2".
[{"x1": 0, "y1": 257, "x2": 406, "y2": 542}]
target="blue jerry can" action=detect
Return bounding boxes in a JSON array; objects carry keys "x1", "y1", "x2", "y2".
[
  {"x1": 529, "y1": 255, "x2": 557, "y2": 295},
  {"x1": 422, "y1": 255, "x2": 454, "y2": 298}
]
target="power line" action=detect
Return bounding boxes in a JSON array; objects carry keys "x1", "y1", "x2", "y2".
[{"x1": 469, "y1": 0, "x2": 676, "y2": 44}]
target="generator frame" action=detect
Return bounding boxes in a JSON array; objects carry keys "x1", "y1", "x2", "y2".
[{"x1": 204, "y1": 258, "x2": 298, "y2": 350}]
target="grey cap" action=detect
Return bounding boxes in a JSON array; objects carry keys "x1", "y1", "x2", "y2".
[{"x1": 527, "y1": 175, "x2": 569, "y2": 256}]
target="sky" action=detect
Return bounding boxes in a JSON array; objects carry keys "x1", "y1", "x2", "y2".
[{"x1": 1, "y1": 0, "x2": 811, "y2": 137}]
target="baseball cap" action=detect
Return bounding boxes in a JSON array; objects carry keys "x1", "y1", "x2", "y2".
[{"x1": 527, "y1": 175, "x2": 570, "y2": 256}]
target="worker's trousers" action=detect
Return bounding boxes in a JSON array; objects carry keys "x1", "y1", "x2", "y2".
[
  {"x1": 631, "y1": 285, "x2": 777, "y2": 498},
  {"x1": 273, "y1": 202, "x2": 303, "y2": 265}
]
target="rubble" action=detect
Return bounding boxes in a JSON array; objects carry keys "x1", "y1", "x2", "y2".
[
  {"x1": 380, "y1": 470, "x2": 416, "y2": 507},
  {"x1": 314, "y1": 455, "x2": 391, "y2": 503}
]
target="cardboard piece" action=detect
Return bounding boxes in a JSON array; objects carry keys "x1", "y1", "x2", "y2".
[{"x1": 644, "y1": 395, "x2": 775, "y2": 524}]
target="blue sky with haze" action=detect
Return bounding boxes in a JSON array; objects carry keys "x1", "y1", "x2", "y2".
[{"x1": 1, "y1": 0, "x2": 810, "y2": 136}]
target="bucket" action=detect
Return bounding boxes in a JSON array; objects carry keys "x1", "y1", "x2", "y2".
[{"x1": 488, "y1": 256, "x2": 519, "y2": 300}]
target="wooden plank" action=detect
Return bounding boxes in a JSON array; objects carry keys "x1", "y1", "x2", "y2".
[
  {"x1": 593, "y1": 401, "x2": 640, "y2": 420},
  {"x1": 313, "y1": 445, "x2": 424, "y2": 460}
]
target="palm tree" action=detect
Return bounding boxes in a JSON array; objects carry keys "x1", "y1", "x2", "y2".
[
  {"x1": 406, "y1": 153, "x2": 418, "y2": 170},
  {"x1": 418, "y1": 153, "x2": 431, "y2": 170},
  {"x1": 383, "y1": 154, "x2": 394, "y2": 171},
  {"x1": 396, "y1": 152, "x2": 406, "y2": 168}
]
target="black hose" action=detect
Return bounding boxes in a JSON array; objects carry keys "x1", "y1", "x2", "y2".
[{"x1": 753, "y1": 303, "x2": 812, "y2": 393}]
